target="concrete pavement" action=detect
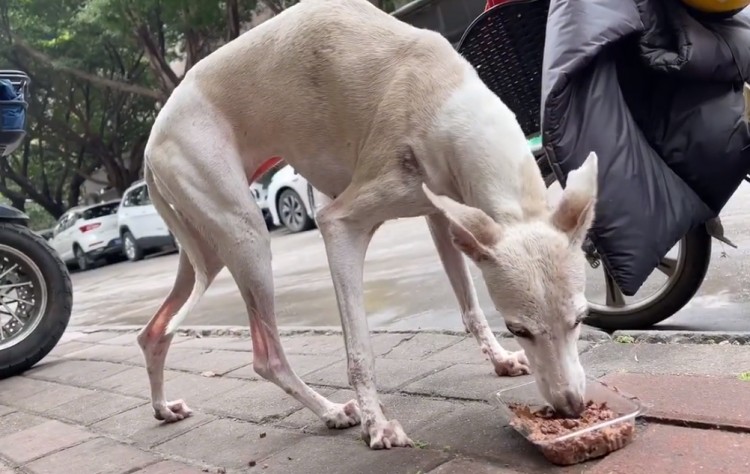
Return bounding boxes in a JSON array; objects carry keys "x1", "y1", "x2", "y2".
[
  {"x1": 2, "y1": 329, "x2": 750, "y2": 473},
  {"x1": 69, "y1": 183, "x2": 750, "y2": 332}
]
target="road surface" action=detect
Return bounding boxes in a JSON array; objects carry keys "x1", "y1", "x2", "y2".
[{"x1": 70, "y1": 183, "x2": 750, "y2": 332}]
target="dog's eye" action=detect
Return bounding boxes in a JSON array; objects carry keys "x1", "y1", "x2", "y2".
[{"x1": 507, "y1": 325, "x2": 533, "y2": 339}]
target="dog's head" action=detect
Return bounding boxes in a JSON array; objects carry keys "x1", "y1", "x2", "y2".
[{"x1": 423, "y1": 152, "x2": 598, "y2": 417}]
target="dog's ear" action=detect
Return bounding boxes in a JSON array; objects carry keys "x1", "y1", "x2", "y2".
[
  {"x1": 551, "y1": 152, "x2": 598, "y2": 245},
  {"x1": 422, "y1": 184, "x2": 502, "y2": 262}
]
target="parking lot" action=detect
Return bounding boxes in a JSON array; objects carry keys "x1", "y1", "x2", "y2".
[{"x1": 68, "y1": 183, "x2": 750, "y2": 333}]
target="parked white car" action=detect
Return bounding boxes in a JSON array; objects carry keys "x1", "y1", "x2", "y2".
[
  {"x1": 117, "y1": 180, "x2": 178, "y2": 261},
  {"x1": 49, "y1": 200, "x2": 123, "y2": 271},
  {"x1": 266, "y1": 165, "x2": 316, "y2": 233},
  {"x1": 250, "y1": 182, "x2": 273, "y2": 228}
]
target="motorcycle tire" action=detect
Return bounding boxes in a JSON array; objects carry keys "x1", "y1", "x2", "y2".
[
  {"x1": 584, "y1": 227, "x2": 712, "y2": 331},
  {"x1": 0, "y1": 222, "x2": 73, "y2": 379},
  {"x1": 536, "y1": 151, "x2": 713, "y2": 331}
]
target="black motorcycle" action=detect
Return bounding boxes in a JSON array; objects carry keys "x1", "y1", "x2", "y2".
[
  {"x1": 0, "y1": 70, "x2": 73, "y2": 378},
  {"x1": 456, "y1": 0, "x2": 748, "y2": 331}
]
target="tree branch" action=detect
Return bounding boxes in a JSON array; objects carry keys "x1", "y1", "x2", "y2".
[{"x1": 11, "y1": 34, "x2": 165, "y2": 101}]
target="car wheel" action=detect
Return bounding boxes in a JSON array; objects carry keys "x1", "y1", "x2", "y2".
[
  {"x1": 73, "y1": 245, "x2": 91, "y2": 271},
  {"x1": 122, "y1": 231, "x2": 144, "y2": 262},
  {"x1": 278, "y1": 189, "x2": 315, "y2": 233}
]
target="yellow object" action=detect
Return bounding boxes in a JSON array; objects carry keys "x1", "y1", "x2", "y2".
[{"x1": 680, "y1": 0, "x2": 750, "y2": 14}]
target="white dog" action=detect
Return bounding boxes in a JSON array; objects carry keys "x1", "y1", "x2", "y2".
[{"x1": 137, "y1": 0, "x2": 598, "y2": 449}]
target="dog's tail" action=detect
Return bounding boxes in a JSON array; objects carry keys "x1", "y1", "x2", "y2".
[{"x1": 144, "y1": 164, "x2": 210, "y2": 336}]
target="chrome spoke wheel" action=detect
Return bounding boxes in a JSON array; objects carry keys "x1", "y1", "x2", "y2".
[
  {"x1": 124, "y1": 236, "x2": 136, "y2": 260},
  {"x1": 0, "y1": 244, "x2": 48, "y2": 351}
]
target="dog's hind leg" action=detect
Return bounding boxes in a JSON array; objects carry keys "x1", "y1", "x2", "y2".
[
  {"x1": 137, "y1": 167, "x2": 224, "y2": 422},
  {"x1": 426, "y1": 213, "x2": 530, "y2": 377},
  {"x1": 151, "y1": 145, "x2": 360, "y2": 430}
]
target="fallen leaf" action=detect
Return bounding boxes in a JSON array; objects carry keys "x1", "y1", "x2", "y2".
[{"x1": 259, "y1": 432, "x2": 267, "y2": 439}]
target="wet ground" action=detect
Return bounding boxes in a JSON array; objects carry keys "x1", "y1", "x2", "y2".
[{"x1": 70, "y1": 183, "x2": 750, "y2": 332}]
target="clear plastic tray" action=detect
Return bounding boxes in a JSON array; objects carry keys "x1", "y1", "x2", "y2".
[{"x1": 491, "y1": 377, "x2": 645, "y2": 465}]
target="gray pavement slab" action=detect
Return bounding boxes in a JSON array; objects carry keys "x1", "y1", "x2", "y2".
[
  {"x1": 91, "y1": 406, "x2": 216, "y2": 449},
  {"x1": 0, "y1": 412, "x2": 48, "y2": 438},
  {"x1": 135, "y1": 460, "x2": 208, "y2": 473},
  {"x1": 175, "y1": 335, "x2": 254, "y2": 352},
  {"x1": 428, "y1": 459, "x2": 526, "y2": 474},
  {"x1": 153, "y1": 418, "x2": 302, "y2": 471},
  {"x1": 25, "y1": 359, "x2": 132, "y2": 386},
  {"x1": 383, "y1": 333, "x2": 465, "y2": 359},
  {"x1": 581, "y1": 341, "x2": 750, "y2": 377},
  {"x1": 256, "y1": 436, "x2": 450, "y2": 474},
  {"x1": 45, "y1": 391, "x2": 146, "y2": 426},
  {"x1": 89, "y1": 367, "x2": 182, "y2": 397},
  {"x1": 0, "y1": 405, "x2": 15, "y2": 417},
  {"x1": 306, "y1": 357, "x2": 448, "y2": 391},
  {"x1": 224, "y1": 354, "x2": 342, "y2": 381},
  {"x1": 198, "y1": 380, "x2": 336, "y2": 423},
  {"x1": 0, "y1": 420, "x2": 94, "y2": 464},
  {"x1": 402, "y1": 364, "x2": 532, "y2": 401},
  {"x1": 158, "y1": 348, "x2": 252, "y2": 375},
  {"x1": 0, "y1": 377, "x2": 91, "y2": 412},
  {"x1": 25, "y1": 437, "x2": 158, "y2": 474},
  {"x1": 63, "y1": 343, "x2": 144, "y2": 363}
]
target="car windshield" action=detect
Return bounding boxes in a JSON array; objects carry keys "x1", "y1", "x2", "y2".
[{"x1": 82, "y1": 203, "x2": 119, "y2": 220}]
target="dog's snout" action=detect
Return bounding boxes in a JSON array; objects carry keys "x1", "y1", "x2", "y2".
[{"x1": 562, "y1": 389, "x2": 585, "y2": 418}]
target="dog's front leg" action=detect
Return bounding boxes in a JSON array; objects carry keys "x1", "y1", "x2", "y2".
[
  {"x1": 426, "y1": 213, "x2": 530, "y2": 376},
  {"x1": 317, "y1": 205, "x2": 414, "y2": 450}
]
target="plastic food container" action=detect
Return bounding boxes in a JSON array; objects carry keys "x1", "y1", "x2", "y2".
[{"x1": 491, "y1": 377, "x2": 645, "y2": 465}]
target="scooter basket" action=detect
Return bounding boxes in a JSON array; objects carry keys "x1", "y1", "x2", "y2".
[{"x1": 0, "y1": 70, "x2": 30, "y2": 157}]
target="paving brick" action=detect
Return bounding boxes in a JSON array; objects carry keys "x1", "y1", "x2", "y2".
[
  {"x1": 0, "y1": 420, "x2": 94, "y2": 463},
  {"x1": 402, "y1": 364, "x2": 533, "y2": 400},
  {"x1": 46, "y1": 341, "x2": 96, "y2": 358},
  {"x1": 370, "y1": 333, "x2": 425, "y2": 356},
  {"x1": 134, "y1": 460, "x2": 207, "y2": 473},
  {"x1": 306, "y1": 358, "x2": 448, "y2": 391},
  {"x1": 0, "y1": 412, "x2": 47, "y2": 438},
  {"x1": 280, "y1": 334, "x2": 345, "y2": 355},
  {"x1": 64, "y1": 343, "x2": 144, "y2": 363},
  {"x1": 383, "y1": 334, "x2": 464, "y2": 360},
  {"x1": 588, "y1": 424, "x2": 750, "y2": 473},
  {"x1": 601, "y1": 373, "x2": 750, "y2": 430},
  {"x1": 158, "y1": 348, "x2": 252, "y2": 375},
  {"x1": 173, "y1": 336, "x2": 253, "y2": 352},
  {"x1": 92, "y1": 407, "x2": 215, "y2": 449},
  {"x1": 258, "y1": 436, "x2": 449, "y2": 474},
  {"x1": 278, "y1": 389, "x2": 464, "y2": 443},
  {"x1": 0, "y1": 377, "x2": 57, "y2": 404},
  {"x1": 26, "y1": 437, "x2": 158, "y2": 474},
  {"x1": 89, "y1": 367, "x2": 181, "y2": 397},
  {"x1": 0, "y1": 405, "x2": 15, "y2": 417},
  {"x1": 581, "y1": 343, "x2": 750, "y2": 378},
  {"x1": 0, "y1": 463, "x2": 16, "y2": 474},
  {"x1": 68, "y1": 331, "x2": 124, "y2": 343},
  {"x1": 97, "y1": 332, "x2": 139, "y2": 346},
  {"x1": 226, "y1": 354, "x2": 342, "y2": 382},
  {"x1": 199, "y1": 380, "x2": 335, "y2": 423},
  {"x1": 428, "y1": 459, "x2": 525, "y2": 473},
  {"x1": 0, "y1": 379, "x2": 92, "y2": 412},
  {"x1": 153, "y1": 372, "x2": 248, "y2": 406},
  {"x1": 427, "y1": 340, "x2": 590, "y2": 365},
  {"x1": 410, "y1": 403, "x2": 553, "y2": 472},
  {"x1": 45, "y1": 391, "x2": 146, "y2": 425},
  {"x1": 154, "y1": 418, "x2": 302, "y2": 471},
  {"x1": 25, "y1": 360, "x2": 131, "y2": 387}
]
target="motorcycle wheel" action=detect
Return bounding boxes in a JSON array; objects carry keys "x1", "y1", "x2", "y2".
[
  {"x1": 0, "y1": 222, "x2": 73, "y2": 379},
  {"x1": 537, "y1": 152, "x2": 712, "y2": 331}
]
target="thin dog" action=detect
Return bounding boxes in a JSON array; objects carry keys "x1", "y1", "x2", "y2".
[{"x1": 138, "y1": 0, "x2": 598, "y2": 450}]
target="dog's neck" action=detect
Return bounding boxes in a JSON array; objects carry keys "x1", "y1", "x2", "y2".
[{"x1": 430, "y1": 72, "x2": 551, "y2": 229}]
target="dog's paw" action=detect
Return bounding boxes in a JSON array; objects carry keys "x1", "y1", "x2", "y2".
[
  {"x1": 494, "y1": 350, "x2": 531, "y2": 377},
  {"x1": 363, "y1": 419, "x2": 414, "y2": 450},
  {"x1": 323, "y1": 399, "x2": 361, "y2": 429},
  {"x1": 153, "y1": 399, "x2": 193, "y2": 423}
]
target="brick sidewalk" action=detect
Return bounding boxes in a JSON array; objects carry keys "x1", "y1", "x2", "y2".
[{"x1": 1, "y1": 330, "x2": 750, "y2": 473}]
